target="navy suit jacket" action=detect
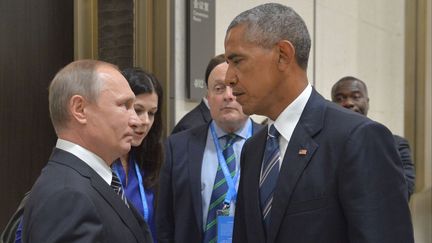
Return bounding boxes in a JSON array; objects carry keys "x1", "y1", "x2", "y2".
[
  {"x1": 233, "y1": 89, "x2": 414, "y2": 243},
  {"x1": 171, "y1": 100, "x2": 211, "y2": 134},
  {"x1": 22, "y1": 148, "x2": 152, "y2": 243},
  {"x1": 393, "y1": 134, "x2": 415, "y2": 198},
  {"x1": 157, "y1": 120, "x2": 262, "y2": 243}
]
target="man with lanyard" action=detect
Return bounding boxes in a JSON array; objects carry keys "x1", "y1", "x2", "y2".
[{"x1": 156, "y1": 54, "x2": 262, "y2": 243}]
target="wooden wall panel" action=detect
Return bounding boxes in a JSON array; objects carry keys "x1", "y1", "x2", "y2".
[
  {"x1": 98, "y1": 0, "x2": 134, "y2": 69},
  {"x1": 0, "y1": 0, "x2": 73, "y2": 229}
]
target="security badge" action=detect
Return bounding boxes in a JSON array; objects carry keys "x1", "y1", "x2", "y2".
[{"x1": 216, "y1": 203, "x2": 234, "y2": 242}]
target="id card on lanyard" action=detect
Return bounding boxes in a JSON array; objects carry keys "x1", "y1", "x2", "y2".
[
  {"x1": 210, "y1": 121, "x2": 253, "y2": 243},
  {"x1": 216, "y1": 205, "x2": 234, "y2": 243}
]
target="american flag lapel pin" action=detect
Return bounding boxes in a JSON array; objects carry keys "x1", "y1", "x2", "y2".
[{"x1": 298, "y1": 149, "x2": 307, "y2": 156}]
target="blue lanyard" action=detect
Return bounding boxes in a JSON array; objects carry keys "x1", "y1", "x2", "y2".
[
  {"x1": 113, "y1": 156, "x2": 150, "y2": 222},
  {"x1": 134, "y1": 162, "x2": 150, "y2": 222},
  {"x1": 209, "y1": 121, "x2": 253, "y2": 205}
]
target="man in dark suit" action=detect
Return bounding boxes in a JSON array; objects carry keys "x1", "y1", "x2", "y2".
[
  {"x1": 331, "y1": 76, "x2": 416, "y2": 199},
  {"x1": 171, "y1": 53, "x2": 226, "y2": 135},
  {"x1": 157, "y1": 54, "x2": 262, "y2": 243},
  {"x1": 171, "y1": 54, "x2": 223, "y2": 134},
  {"x1": 171, "y1": 98, "x2": 211, "y2": 134},
  {"x1": 22, "y1": 60, "x2": 153, "y2": 243},
  {"x1": 224, "y1": 3, "x2": 414, "y2": 243}
]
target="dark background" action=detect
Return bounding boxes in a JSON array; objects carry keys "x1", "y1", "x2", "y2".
[
  {"x1": 0, "y1": 0, "x2": 136, "y2": 230},
  {"x1": 0, "y1": 0, "x2": 74, "y2": 229}
]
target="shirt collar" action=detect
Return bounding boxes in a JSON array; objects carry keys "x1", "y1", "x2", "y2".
[
  {"x1": 211, "y1": 118, "x2": 253, "y2": 140},
  {"x1": 56, "y1": 139, "x2": 112, "y2": 185},
  {"x1": 271, "y1": 83, "x2": 313, "y2": 138}
]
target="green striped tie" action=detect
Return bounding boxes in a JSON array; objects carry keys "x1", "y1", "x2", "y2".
[{"x1": 203, "y1": 134, "x2": 237, "y2": 243}]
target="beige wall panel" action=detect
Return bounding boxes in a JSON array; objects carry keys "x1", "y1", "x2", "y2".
[{"x1": 315, "y1": 0, "x2": 405, "y2": 135}]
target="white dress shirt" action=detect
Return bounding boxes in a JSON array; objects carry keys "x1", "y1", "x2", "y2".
[
  {"x1": 200, "y1": 119, "x2": 253, "y2": 229},
  {"x1": 270, "y1": 83, "x2": 312, "y2": 166},
  {"x1": 56, "y1": 139, "x2": 112, "y2": 185}
]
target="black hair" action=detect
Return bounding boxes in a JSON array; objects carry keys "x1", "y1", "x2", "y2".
[{"x1": 121, "y1": 67, "x2": 164, "y2": 190}]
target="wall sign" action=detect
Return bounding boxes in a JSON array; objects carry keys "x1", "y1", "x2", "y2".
[{"x1": 187, "y1": 0, "x2": 215, "y2": 100}]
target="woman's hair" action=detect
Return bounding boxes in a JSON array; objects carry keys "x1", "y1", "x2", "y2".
[{"x1": 121, "y1": 67, "x2": 164, "y2": 190}]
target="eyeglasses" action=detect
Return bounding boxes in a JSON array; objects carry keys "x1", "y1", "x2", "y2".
[{"x1": 210, "y1": 83, "x2": 229, "y2": 95}]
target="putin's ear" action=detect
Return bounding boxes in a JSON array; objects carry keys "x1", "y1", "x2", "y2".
[
  {"x1": 69, "y1": 95, "x2": 87, "y2": 124},
  {"x1": 277, "y1": 40, "x2": 295, "y2": 70}
]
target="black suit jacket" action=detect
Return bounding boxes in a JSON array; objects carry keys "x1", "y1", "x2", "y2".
[
  {"x1": 22, "y1": 148, "x2": 152, "y2": 243},
  {"x1": 171, "y1": 100, "x2": 211, "y2": 134},
  {"x1": 393, "y1": 135, "x2": 416, "y2": 198},
  {"x1": 157, "y1": 120, "x2": 262, "y2": 243},
  {"x1": 233, "y1": 89, "x2": 414, "y2": 243}
]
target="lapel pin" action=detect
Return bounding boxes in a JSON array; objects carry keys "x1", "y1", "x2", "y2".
[{"x1": 298, "y1": 149, "x2": 307, "y2": 155}]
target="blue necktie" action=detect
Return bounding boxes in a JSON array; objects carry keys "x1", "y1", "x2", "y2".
[
  {"x1": 203, "y1": 134, "x2": 237, "y2": 243},
  {"x1": 259, "y1": 125, "x2": 280, "y2": 232},
  {"x1": 111, "y1": 169, "x2": 129, "y2": 208}
]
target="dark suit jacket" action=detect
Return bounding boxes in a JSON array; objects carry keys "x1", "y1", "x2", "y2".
[
  {"x1": 22, "y1": 148, "x2": 152, "y2": 243},
  {"x1": 393, "y1": 135, "x2": 416, "y2": 198},
  {"x1": 171, "y1": 100, "x2": 211, "y2": 134},
  {"x1": 157, "y1": 120, "x2": 262, "y2": 243},
  {"x1": 233, "y1": 90, "x2": 414, "y2": 243}
]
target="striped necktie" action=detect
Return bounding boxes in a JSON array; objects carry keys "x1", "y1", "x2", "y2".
[
  {"x1": 111, "y1": 169, "x2": 129, "y2": 208},
  {"x1": 259, "y1": 124, "x2": 280, "y2": 232},
  {"x1": 203, "y1": 133, "x2": 237, "y2": 243}
]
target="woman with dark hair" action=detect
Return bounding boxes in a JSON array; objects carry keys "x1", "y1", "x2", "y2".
[{"x1": 111, "y1": 67, "x2": 163, "y2": 241}]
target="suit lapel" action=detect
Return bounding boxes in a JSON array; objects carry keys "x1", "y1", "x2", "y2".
[
  {"x1": 242, "y1": 128, "x2": 268, "y2": 241},
  {"x1": 267, "y1": 90, "x2": 325, "y2": 242},
  {"x1": 90, "y1": 169, "x2": 147, "y2": 242},
  {"x1": 268, "y1": 124, "x2": 318, "y2": 241},
  {"x1": 199, "y1": 101, "x2": 212, "y2": 123},
  {"x1": 50, "y1": 149, "x2": 147, "y2": 243},
  {"x1": 188, "y1": 125, "x2": 208, "y2": 233}
]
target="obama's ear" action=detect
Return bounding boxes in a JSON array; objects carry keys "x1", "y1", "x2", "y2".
[{"x1": 276, "y1": 40, "x2": 295, "y2": 70}]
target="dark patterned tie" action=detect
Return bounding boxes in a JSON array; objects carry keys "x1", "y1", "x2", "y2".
[
  {"x1": 259, "y1": 125, "x2": 280, "y2": 232},
  {"x1": 111, "y1": 169, "x2": 129, "y2": 208},
  {"x1": 203, "y1": 134, "x2": 237, "y2": 243}
]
